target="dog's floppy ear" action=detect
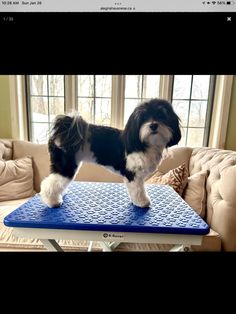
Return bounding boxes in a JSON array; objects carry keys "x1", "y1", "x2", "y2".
[
  {"x1": 166, "y1": 115, "x2": 181, "y2": 147},
  {"x1": 122, "y1": 108, "x2": 147, "y2": 154}
]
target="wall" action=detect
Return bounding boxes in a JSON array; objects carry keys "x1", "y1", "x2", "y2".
[
  {"x1": 225, "y1": 76, "x2": 236, "y2": 151},
  {"x1": 0, "y1": 75, "x2": 12, "y2": 138}
]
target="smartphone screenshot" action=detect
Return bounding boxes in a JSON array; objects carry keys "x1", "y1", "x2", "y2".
[{"x1": 0, "y1": 1, "x2": 235, "y2": 257}]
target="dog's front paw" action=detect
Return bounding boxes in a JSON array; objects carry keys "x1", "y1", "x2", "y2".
[
  {"x1": 132, "y1": 195, "x2": 151, "y2": 208},
  {"x1": 40, "y1": 192, "x2": 63, "y2": 208}
]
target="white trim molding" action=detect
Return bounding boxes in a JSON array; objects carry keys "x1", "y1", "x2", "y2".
[
  {"x1": 208, "y1": 75, "x2": 233, "y2": 149},
  {"x1": 64, "y1": 75, "x2": 76, "y2": 113},
  {"x1": 159, "y1": 75, "x2": 173, "y2": 102},
  {"x1": 9, "y1": 75, "x2": 28, "y2": 140},
  {"x1": 111, "y1": 75, "x2": 125, "y2": 129}
]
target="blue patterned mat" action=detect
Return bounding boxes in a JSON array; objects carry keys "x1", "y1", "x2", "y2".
[{"x1": 4, "y1": 182, "x2": 209, "y2": 235}]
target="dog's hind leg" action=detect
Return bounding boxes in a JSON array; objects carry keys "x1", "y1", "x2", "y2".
[
  {"x1": 40, "y1": 146, "x2": 80, "y2": 208},
  {"x1": 124, "y1": 176, "x2": 150, "y2": 208}
]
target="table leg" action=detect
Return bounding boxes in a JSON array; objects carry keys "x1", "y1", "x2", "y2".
[
  {"x1": 88, "y1": 241, "x2": 93, "y2": 252},
  {"x1": 100, "y1": 242, "x2": 121, "y2": 252},
  {"x1": 109, "y1": 242, "x2": 121, "y2": 251},
  {"x1": 40, "y1": 239, "x2": 64, "y2": 252},
  {"x1": 169, "y1": 244, "x2": 191, "y2": 252}
]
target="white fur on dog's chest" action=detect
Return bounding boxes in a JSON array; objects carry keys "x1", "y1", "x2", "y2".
[{"x1": 126, "y1": 147, "x2": 163, "y2": 176}]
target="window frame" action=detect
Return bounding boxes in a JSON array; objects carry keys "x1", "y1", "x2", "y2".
[
  {"x1": 203, "y1": 75, "x2": 216, "y2": 146},
  {"x1": 208, "y1": 75, "x2": 234, "y2": 148},
  {"x1": 9, "y1": 75, "x2": 233, "y2": 149}
]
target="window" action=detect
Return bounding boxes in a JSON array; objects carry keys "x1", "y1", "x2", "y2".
[
  {"x1": 77, "y1": 75, "x2": 112, "y2": 125},
  {"x1": 172, "y1": 75, "x2": 215, "y2": 147},
  {"x1": 27, "y1": 75, "x2": 65, "y2": 143},
  {"x1": 26, "y1": 75, "x2": 215, "y2": 147},
  {"x1": 124, "y1": 75, "x2": 160, "y2": 124}
]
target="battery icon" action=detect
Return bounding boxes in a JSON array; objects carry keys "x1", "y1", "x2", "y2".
[{"x1": 227, "y1": 1, "x2": 235, "y2": 4}]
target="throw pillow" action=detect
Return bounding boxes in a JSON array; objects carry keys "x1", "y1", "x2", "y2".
[
  {"x1": 182, "y1": 170, "x2": 209, "y2": 218},
  {"x1": 145, "y1": 163, "x2": 189, "y2": 196},
  {"x1": 0, "y1": 156, "x2": 35, "y2": 202}
]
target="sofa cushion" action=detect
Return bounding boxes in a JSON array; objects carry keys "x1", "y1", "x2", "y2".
[
  {"x1": 145, "y1": 163, "x2": 188, "y2": 196},
  {"x1": 0, "y1": 156, "x2": 35, "y2": 201},
  {"x1": 13, "y1": 140, "x2": 50, "y2": 193},
  {"x1": 0, "y1": 139, "x2": 13, "y2": 161},
  {"x1": 157, "y1": 146, "x2": 193, "y2": 174},
  {"x1": 183, "y1": 170, "x2": 209, "y2": 218}
]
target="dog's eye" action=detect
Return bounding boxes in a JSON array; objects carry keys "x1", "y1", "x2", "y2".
[{"x1": 149, "y1": 123, "x2": 158, "y2": 131}]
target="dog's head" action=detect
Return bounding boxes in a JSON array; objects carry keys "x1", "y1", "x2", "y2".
[{"x1": 123, "y1": 98, "x2": 181, "y2": 153}]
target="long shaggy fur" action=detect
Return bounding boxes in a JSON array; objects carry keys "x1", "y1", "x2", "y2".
[{"x1": 40, "y1": 98, "x2": 181, "y2": 208}]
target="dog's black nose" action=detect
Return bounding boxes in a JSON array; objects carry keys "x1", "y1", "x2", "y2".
[{"x1": 150, "y1": 123, "x2": 158, "y2": 131}]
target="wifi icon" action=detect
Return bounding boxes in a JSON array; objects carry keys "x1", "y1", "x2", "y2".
[{"x1": 212, "y1": 1, "x2": 216, "y2": 4}]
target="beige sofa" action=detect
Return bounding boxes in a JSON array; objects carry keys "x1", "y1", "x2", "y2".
[{"x1": 1, "y1": 138, "x2": 236, "y2": 251}]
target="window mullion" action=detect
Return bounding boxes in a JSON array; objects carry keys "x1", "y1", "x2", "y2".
[
  {"x1": 46, "y1": 75, "x2": 50, "y2": 125},
  {"x1": 203, "y1": 75, "x2": 216, "y2": 146},
  {"x1": 93, "y1": 75, "x2": 96, "y2": 124},
  {"x1": 65, "y1": 75, "x2": 76, "y2": 113},
  {"x1": 9, "y1": 75, "x2": 29, "y2": 140},
  {"x1": 111, "y1": 75, "x2": 125, "y2": 129},
  {"x1": 208, "y1": 75, "x2": 233, "y2": 148},
  {"x1": 141, "y1": 75, "x2": 146, "y2": 100},
  {"x1": 160, "y1": 75, "x2": 174, "y2": 102},
  {"x1": 185, "y1": 75, "x2": 194, "y2": 146}
]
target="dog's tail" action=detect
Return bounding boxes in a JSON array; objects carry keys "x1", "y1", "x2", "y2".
[{"x1": 49, "y1": 113, "x2": 88, "y2": 152}]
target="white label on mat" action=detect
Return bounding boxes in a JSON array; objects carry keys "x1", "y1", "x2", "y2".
[{"x1": 103, "y1": 232, "x2": 124, "y2": 240}]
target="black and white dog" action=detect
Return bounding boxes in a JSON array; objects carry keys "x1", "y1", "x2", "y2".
[{"x1": 40, "y1": 98, "x2": 181, "y2": 208}]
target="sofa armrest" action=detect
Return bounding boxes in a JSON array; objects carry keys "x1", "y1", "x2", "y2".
[{"x1": 189, "y1": 147, "x2": 236, "y2": 251}]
